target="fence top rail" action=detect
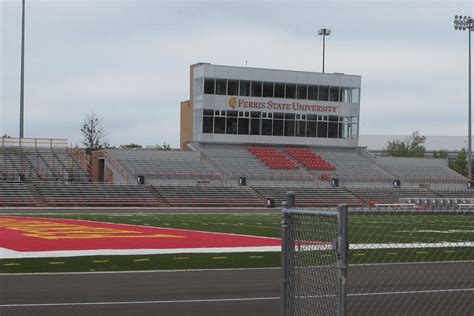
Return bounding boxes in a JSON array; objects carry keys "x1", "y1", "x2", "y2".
[
  {"x1": 283, "y1": 207, "x2": 474, "y2": 216},
  {"x1": 283, "y1": 208, "x2": 337, "y2": 217},
  {"x1": 349, "y1": 208, "x2": 474, "y2": 215}
]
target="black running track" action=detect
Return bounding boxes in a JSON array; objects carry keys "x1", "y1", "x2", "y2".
[{"x1": 0, "y1": 262, "x2": 473, "y2": 316}]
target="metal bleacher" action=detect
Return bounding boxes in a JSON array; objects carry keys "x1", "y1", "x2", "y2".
[
  {"x1": 314, "y1": 147, "x2": 393, "y2": 182},
  {"x1": 154, "y1": 185, "x2": 264, "y2": 207},
  {"x1": 107, "y1": 149, "x2": 221, "y2": 183},
  {"x1": 36, "y1": 183, "x2": 160, "y2": 207},
  {"x1": 0, "y1": 138, "x2": 90, "y2": 183},
  {"x1": 251, "y1": 185, "x2": 365, "y2": 207},
  {"x1": 347, "y1": 186, "x2": 438, "y2": 205},
  {"x1": 2, "y1": 137, "x2": 474, "y2": 209},
  {"x1": 375, "y1": 156, "x2": 465, "y2": 184},
  {"x1": 0, "y1": 182, "x2": 37, "y2": 207},
  {"x1": 198, "y1": 144, "x2": 313, "y2": 182}
]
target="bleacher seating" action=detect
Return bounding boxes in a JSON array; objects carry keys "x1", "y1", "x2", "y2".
[
  {"x1": 199, "y1": 145, "x2": 312, "y2": 182},
  {"x1": 0, "y1": 147, "x2": 90, "y2": 183},
  {"x1": 107, "y1": 149, "x2": 220, "y2": 181},
  {"x1": 347, "y1": 187, "x2": 438, "y2": 205},
  {"x1": 248, "y1": 146, "x2": 299, "y2": 170},
  {"x1": 36, "y1": 183, "x2": 160, "y2": 207},
  {"x1": 432, "y1": 188, "x2": 474, "y2": 199},
  {"x1": 0, "y1": 182, "x2": 37, "y2": 207},
  {"x1": 284, "y1": 147, "x2": 336, "y2": 170},
  {"x1": 0, "y1": 147, "x2": 40, "y2": 181},
  {"x1": 252, "y1": 185, "x2": 365, "y2": 207},
  {"x1": 3, "y1": 137, "x2": 474, "y2": 209},
  {"x1": 315, "y1": 148, "x2": 392, "y2": 182},
  {"x1": 154, "y1": 185, "x2": 264, "y2": 207},
  {"x1": 375, "y1": 157, "x2": 465, "y2": 183}
]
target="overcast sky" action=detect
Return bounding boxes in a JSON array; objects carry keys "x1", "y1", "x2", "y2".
[{"x1": 1, "y1": 0, "x2": 473, "y2": 147}]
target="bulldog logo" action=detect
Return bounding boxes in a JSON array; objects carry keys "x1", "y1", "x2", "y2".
[{"x1": 229, "y1": 97, "x2": 237, "y2": 109}]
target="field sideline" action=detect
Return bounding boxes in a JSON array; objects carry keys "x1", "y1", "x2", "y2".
[{"x1": 1, "y1": 212, "x2": 473, "y2": 273}]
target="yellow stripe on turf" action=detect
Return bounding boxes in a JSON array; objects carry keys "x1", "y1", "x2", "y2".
[
  {"x1": 3, "y1": 263, "x2": 21, "y2": 266},
  {"x1": 49, "y1": 262, "x2": 65, "y2": 265},
  {"x1": 212, "y1": 256, "x2": 228, "y2": 260},
  {"x1": 93, "y1": 260, "x2": 109, "y2": 263},
  {"x1": 416, "y1": 251, "x2": 429, "y2": 254},
  {"x1": 387, "y1": 252, "x2": 398, "y2": 255},
  {"x1": 353, "y1": 253, "x2": 366, "y2": 256},
  {"x1": 133, "y1": 258, "x2": 150, "y2": 262},
  {"x1": 249, "y1": 256, "x2": 264, "y2": 259},
  {"x1": 174, "y1": 257, "x2": 189, "y2": 260}
]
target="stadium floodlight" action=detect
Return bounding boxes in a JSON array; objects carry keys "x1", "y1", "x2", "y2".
[
  {"x1": 19, "y1": 0, "x2": 25, "y2": 139},
  {"x1": 318, "y1": 28, "x2": 331, "y2": 73},
  {"x1": 453, "y1": 15, "x2": 473, "y2": 181}
]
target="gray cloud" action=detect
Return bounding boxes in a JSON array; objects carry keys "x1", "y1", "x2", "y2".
[{"x1": 1, "y1": 0, "x2": 473, "y2": 146}]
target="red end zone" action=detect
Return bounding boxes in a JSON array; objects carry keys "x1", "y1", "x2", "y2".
[{"x1": 0, "y1": 216, "x2": 280, "y2": 252}]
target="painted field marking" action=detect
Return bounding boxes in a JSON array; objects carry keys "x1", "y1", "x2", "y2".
[
  {"x1": 387, "y1": 252, "x2": 398, "y2": 255},
  {"x1": 48, "y1": 262, "x2": 65, "y2": 265},
  {"x1": 133, "y1": 259, "x2": 150, "y2": 262},
  {"x1": 174, "y1": 257, "x2": 189, "y2": 260},
  {"x1": 212, "y1": 256, "x2": 228, "y2": 260},
  {"x1": 92, "y1": 260, "x2": 109, "y2": 263},
  {"x1": 444, "y1": 250, "x2": 457, "y2": 253},
  {"x1": 249, "y1": 255, "x2": 264, "y2": 259},
  {"x1": 3, "y1": 263, "x2": 21, "y2": 266},
  {"x1": 353, "y1": 253, "x2": 366, "y2": 256},
  {"x1": 416, "y1": 251, "x2": 429, "y2": 254}
]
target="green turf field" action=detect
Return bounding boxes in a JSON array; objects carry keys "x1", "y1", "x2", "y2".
[{"x1": 1, "y1": 212, "x2": 473, "y2": 273}]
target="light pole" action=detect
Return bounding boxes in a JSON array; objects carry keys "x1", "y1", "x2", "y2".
[
  {"x1": 19, "y1": 0, "x2": 25, "y2": 139},
  {"x1": 318, "y1": 28, "x2": 331, "y2": 73},
  {"x1": 454, "y1": 15, "x2": 473, "y2": 181}
]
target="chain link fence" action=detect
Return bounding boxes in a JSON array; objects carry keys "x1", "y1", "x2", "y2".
[{"x1": 281, "y1": 192, "x2": 474, "y2": 316}]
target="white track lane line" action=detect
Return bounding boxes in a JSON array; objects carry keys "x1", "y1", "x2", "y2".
[{"x1": 1, "y1": 288, "x2": 473, "y2": 307}]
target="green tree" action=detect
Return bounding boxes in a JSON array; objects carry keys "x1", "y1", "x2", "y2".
[
  {"x1": 385, "y1": 131, "x2": 426, "y2": 158},
  {"x1": 155, "y1": 143, "x2": 171, "y2": 151},
  {"x1": 453, "y1": 148, "x2": 468, "y2": 171},
  {"x1": 80, "y1": 112, "x2": 109, "y2": 156},
  {"x1": 432, "y1": 150, "x2": 448, "y2": 159}
]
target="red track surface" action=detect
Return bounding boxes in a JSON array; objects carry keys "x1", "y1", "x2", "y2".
[{"x1": 0, "y1": 216, "x2": 280, "y2": 252}]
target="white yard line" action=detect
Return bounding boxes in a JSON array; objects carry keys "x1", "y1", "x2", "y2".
[
  {"x1": 1, "y1": 242, "x2": 472, "y2": 259},
  {"x1": 0, "y1": 246, "x2": 280, "y2": 259}
]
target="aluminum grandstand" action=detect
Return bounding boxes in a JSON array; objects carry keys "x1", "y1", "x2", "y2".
[{"x1": 0, "y1": 64, "x2": 473, "y2": 209}]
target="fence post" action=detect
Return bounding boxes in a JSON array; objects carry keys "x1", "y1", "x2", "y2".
[
  {"x1": 281, "y1": 191, "x2": 294, "y2": 316},
  {"x1": 281, "y1": 201, "x2": 288, "y2": 316},
  {"x1": 336, "y1": 204, "x2": 348, "y2": 316}
]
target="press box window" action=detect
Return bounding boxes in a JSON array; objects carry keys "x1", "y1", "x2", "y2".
[
  {"x1": 263, "y1": 82, "x2": 274, "y2": 97},
  {"x1": 297, "y1": 85, "x2": 307, "y2": 100},
  {"x1": 251, "y1": 81, "x2": 262, "y2": 97},
  {"x1": 204, "y1": 78, "x2": 215, "y2": 94},
  {"x1": 329, "y1": 87, "x2": 340, "y2": 102},
  {"x1": 319, "y1": 86, "x2": 329, "y2": 101},
  {"x1": 240, "y1": 81, "x2": 251, "y2": 96},
  {"x1": 308, "y1": 85, "x2": 318, "y2": 100},
  {"x1": 215, "y1": 79, "x2": 227, "y2": 95},
  {"x1": 275, "y1": 83, "x2": 285, "y2": 98},
  {"x1": 227, "y1": 80, "x2": 239, "y2": 96},
  {"x1": 285, "y1": 84, "x2": 296, "y2": 99},
  {"x1": 226, "y1": 110, "x2": 238, "y2": 134}
]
